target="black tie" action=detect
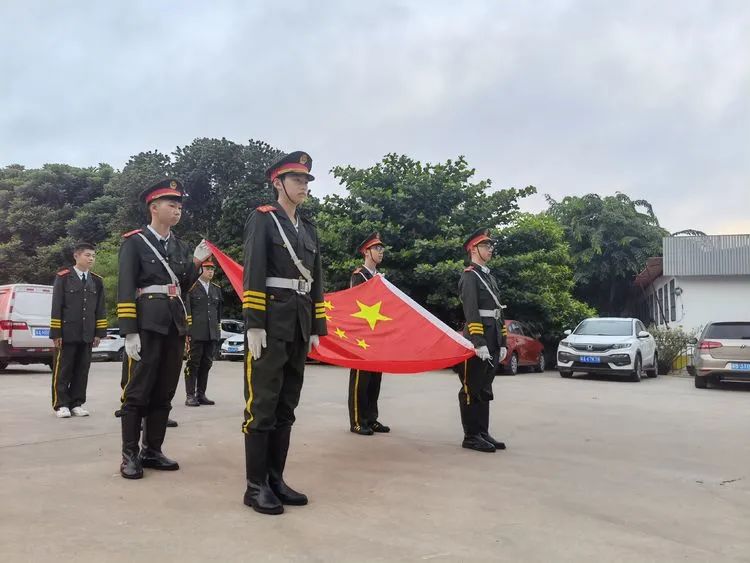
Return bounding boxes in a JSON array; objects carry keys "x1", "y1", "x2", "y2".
[
  {"x1": 81, "y1": 273, "x2": 86, "y2": 283},
  {"x1": 161, "y1": 239, "x2": 168, "y2": 254}
]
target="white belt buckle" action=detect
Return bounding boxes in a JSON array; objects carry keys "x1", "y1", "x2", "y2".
[
  {"x1": 494, "y1": 309, "x2": 502, "y2": 320},
  {"x1": 296, "y1": 279, "x2": 311, "y2": 294}
]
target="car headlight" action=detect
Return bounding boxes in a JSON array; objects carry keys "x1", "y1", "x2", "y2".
[
  {"x1": 560, "y1": 340, "x2": 570, "y2": 347},
  {"x1": 611, "y1": 343, "x2": 632, "y2": 349}
]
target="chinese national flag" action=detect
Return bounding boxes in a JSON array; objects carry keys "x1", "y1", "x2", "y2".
[{"x1": 205, "y1": 241, "x2": 475, "y2": 373}]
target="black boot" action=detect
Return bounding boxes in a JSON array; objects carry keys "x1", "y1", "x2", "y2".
[
  {"x1": 120, "y1": 410, "x2": 143, "y2": 479},
  {"x1": 370, "y1": 421, "x2": 390, "y2": 433},
  {"x1": 478, "y1": 400, "x2": 506, "y2": 450},
  {"x1": 268, "y1": 426, "x2": 308, "y2": 506},
  {"x1": 185, "y1": 394, "x2": 200, "y2": 407},
  {"x1": 243, "y1": 433, "x2": 283, "y2": 515},
  {"x1": 140, "y1": 410, "x2": 179, "y2": 470},
  {"x1": 196, "y1": 392, "x2": 215, "y2": 405},
  {"x1": 459, "y1": 400, "x2": 495, "y2": 452},
  {"x1": 167, "y1": 418, "x2": 178, "y2": 427}
]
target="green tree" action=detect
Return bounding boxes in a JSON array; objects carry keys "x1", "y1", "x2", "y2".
[{"x1": 546, "y1": 193, "x2": 668, "y2": 315}]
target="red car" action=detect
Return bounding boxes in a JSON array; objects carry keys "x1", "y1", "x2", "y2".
[{"x1": 499, "y1": 319, "x2": 545, "y2": 375}]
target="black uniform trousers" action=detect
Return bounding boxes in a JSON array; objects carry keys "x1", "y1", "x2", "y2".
[
  {"x1": 455, "y1": 352, "x2": 496, "y2": 436},
  {"x1": 121, "y1": 325, "x2": 184, "y2": 450},
  {"x1": 51, "y1": 342, "x2": 92, "y2": 410},
  {"x1": 184, "y1": 339, "x2": 216, "y2": 396},
  {"x1": 242, "y1": 327, "x2": 306, "y2": 434},
  {"x1": 348, "y1": 369, "x2": 382, "y2": 430}
]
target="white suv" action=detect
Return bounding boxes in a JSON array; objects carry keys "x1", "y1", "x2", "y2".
[{"x1": 557, "y1": 317, "x2": 657, "y2": 382}]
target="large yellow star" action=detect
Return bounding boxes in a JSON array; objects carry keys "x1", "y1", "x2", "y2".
[
  {"x1": 334, "y1": 327, "x2": 347, "y2": 339},
  {"x1": 351, "y1": 300, "x2": 392, "y2": 331},
  {"x1": 356, "y1": 338, "x2": 370, "y2": 350},
  {"x1": 323, "y1": 300, "x2": 334, "y2": 310}
]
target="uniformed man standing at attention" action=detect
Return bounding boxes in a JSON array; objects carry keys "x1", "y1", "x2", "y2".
[
  {"x1": 50, "y1": 242, "x2": 107, "y2": 418},
  {"x1": 456, "y1": 228, "x2": 508, "y2": 453},
  {"x1": 117, "y1": 179, "x2": 211, "y2": 479},
  {"x1": 183, "y1": 258, "x2": 223, "y2": 407},
  {"x1": 241, "y1": 151, "x2": 327, "y2": 515},
  {"x1": 348, "y1": 232, "x2": 390, "y2": 435}
]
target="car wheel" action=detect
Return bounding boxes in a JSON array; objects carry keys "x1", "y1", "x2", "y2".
[
  {"x1": 117, "y1": 348, "x2": 125, "y2": 362},
  {"x1": 559, "y1": 370, "x2": 573, "y2": 378},
  {"x1": 646, "y1": 352, "x2": 658, "y2": 378},
  {"x1": 504, "y1": 352, "x2": 519, "y2": 376},
  {"x1": 534, "y1": 352, "x2": 545, "y2": 373},
  {"x1": 0, "y1": 361, "x2": 7, "y2": 371},
  {"x1": 629, "y1": 355, "x2": 642, "y2": 382},
  {"x1": 694, "y1": 375, "x2": 709, "y2": 389}
]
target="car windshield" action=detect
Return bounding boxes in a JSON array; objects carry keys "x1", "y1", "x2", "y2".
[
  {"x1": 704, "y1": 322, "x2": 750, "y2": 339},
  {"x1": 574, "y1": 319, "x2": 633, "y2": 336}
]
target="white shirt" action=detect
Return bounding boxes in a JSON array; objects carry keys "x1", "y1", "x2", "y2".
[
  {"x1": 147, "y1": 225, "x2": 171, "y2": 249},
  {"x1": 199, "y1": 279, "x2": 210, "y2": 294},
  {"x1": 73, "y1": 266, "x2": 89, "y2": 282}
]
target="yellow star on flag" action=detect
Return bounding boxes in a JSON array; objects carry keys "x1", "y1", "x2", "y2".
[
  {"x1": 323, "y1": 300, "x2": 334, "y2": 310},
  {"x1": 356, "y1": 338, "x2": 370, "y2": 350},
  {"x1": 324, "y1": 313, "x2": 333, "y2": 321},
  {"x1": 334, "y1": 327, "x2": 347, "y2": 339},
  {"x1": 351, "y1": 300, "x2": 392, "y2": 331}
]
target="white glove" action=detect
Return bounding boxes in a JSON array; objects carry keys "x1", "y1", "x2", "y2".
[
  {"x1": 475, "y1": 345, "x2": 491, "y2": 361},
  {"x1": 194, "y1": 239, "x2": 211, "y2": 262},
  {"x1": 308, "y1": 334, "x2": 320, "y2": 353},
  {"x1": 499, "y1": 347, "x2": 508, "y2": 362},
  {"x1": 246, "y1": 328, "x2": 267, "y2": 360},
  {"x1": 125, "y1": 333, "x2": 142, "y2": 361}
]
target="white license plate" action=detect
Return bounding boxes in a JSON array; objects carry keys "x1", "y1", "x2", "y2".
[
  {"x1": 580, "y1": 356, "x2": 601, "y2": 364},
  {"x1": 33, "y1": 328, "x2": 50, "y2": 338},
  {"x1": 729, "y1": 362, "x2": 750, "y2": 371}
]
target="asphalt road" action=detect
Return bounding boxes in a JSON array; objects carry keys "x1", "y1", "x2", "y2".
[{"x1": 1, "y1": 361, "x2": 749, "y2": 562}]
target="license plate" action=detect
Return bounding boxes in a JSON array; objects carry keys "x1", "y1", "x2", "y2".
[
  {"x1": 730, "y1": 362, "x2": 750, "y2": 371},
  {"x1": 580, "y1": 356, "x2": 601, "y2": 364},
  {"x1": 227, "y1": 346, "x2": 238, "y2": 353},
  {"x1": 33, "y1": 328, "x2": 50, "y2": 338}
]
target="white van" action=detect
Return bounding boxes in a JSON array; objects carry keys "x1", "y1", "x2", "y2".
[{"x1": 0, "y1": 284, "x2": 55, "y2": 371}]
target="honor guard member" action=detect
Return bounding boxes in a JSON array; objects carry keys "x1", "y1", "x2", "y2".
[
  {"x1": 456, "y1": 228, "x2": 508, "y2": 452},
  {"x1": 241, "y1": 150, "x2": 327, "y2": 515},
  {"x1": 183, "y1": 258, "x2": 223, "y2": 406},
  {"x1": 348, "y1": 232, "x2": 390, "y2": 435},
  {"x1": 117, "y1": 179, "x2": 211, "y2": 479},
  {"x1": 50, "y1": 242, "x2": 107, "y2": 418}
]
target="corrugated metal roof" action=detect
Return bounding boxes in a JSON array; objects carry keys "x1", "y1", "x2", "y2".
[{"x1": 663, "y1": 235, "x2": 750, "y2": 276}]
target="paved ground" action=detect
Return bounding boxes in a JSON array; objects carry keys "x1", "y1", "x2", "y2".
[{"x1": 1, "y1": 361, "x2": 749, "y2": 562}]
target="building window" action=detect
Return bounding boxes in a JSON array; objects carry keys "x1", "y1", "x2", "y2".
[
  {"x1": 669, "y1": 279, "x2": 676, "y2": 322},
  {"x1": 657, "y1": 287, "x2": 663, "y2": 324},
  {"x1": 664, "y1": 284, "x2": 669, "y2": 325}
]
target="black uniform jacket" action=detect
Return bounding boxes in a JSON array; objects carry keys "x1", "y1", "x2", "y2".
[
  {"x1": 458, "y1": 263, "x2": 508, "y2": 352},
  {"x1": 350, "y1": 266, "x2": 375, "y2": 288},
  {"x1": 117, "y1": 227, "x2": 200, "y2": 337},
  {"x1": 242, "y1": 202, "x2": 327, "y2": 342},
  {"x1": 186, "y1": 280, "x2": 223, "y2": 341},
  {"x1": 50, "y1": 268, "x2": 107, "y2": 343}
]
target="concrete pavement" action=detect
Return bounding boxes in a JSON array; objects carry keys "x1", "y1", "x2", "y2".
[{"x1": 1, "y1": 361, "x2": 749, "y2": 562}]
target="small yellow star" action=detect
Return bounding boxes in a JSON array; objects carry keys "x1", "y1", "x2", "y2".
[
  {"x1": 334, "y1": 327, "x2": 347, "y2": 339},
  {"x1": 351, "y1": 300, "x2": 392, "y2": 331},
  {"x1": 324, "y1": 314, "x2": 333, "y2": 321},
  {"x1": 324, "y1": 300, "x2": 334, "y2": 310},
  {"x1": 356, "y1": 338, "x2": 370, "y2": 350}
]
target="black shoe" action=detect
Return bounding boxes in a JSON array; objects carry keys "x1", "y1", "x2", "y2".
[
  {"x1": 185, "y1": 395, "x2": 200, "y2": 407},
  {"x1": 462, "y1": 435, "x2": 496, "y2": 453},
  {"x1": 370, "y1": 421, "x2": 390, "y2": 433},
  {"x1": 350, "y1": 425, "x2": 374, "y2": 436},
  {"x1": 480, "y1": 432, "x2": 506, "y2": 450},
  {"x1": 166, "y1": 419, "x2": 178, "y2": 428},
  {"x1": 243, "y1": 482, "x2": 284, "y2": 515},
  {"x1": 196, "y1": 394, "x2": 215, "y2": 405},
  {"x1": 120, "y1": 450, "x2": 143, "y2": 479},
  {"x1": 140, "y1": 448, "x2": 180, "y2": 470},
  {"x1": 114, "y1": 409, "x2": 122, "y2": 418},
  {"x1": 269, "y1": 480, "x2": 308, "y2": 506}
]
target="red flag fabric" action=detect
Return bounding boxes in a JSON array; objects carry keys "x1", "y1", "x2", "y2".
[{"x1": 204, "y1": 240, "x2": 475, "y2": 373}]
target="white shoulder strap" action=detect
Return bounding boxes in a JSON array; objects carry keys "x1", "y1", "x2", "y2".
[
  {"x1": 137, "y1": 233, "x2": 179, "y2": 286},
  {"x1": 471, "y1": 268, "x2": 502, "y2": 309},
  {"x1": 267, "y1": 212, "x2": 313, "y2": 284}
]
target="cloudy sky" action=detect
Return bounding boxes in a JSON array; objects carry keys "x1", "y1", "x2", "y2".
[{"x1": 1, "y1": 1, "x2": 748, "y2": 234}]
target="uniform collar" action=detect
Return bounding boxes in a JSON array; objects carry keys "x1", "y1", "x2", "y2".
[
  {"x1": 363, "y1": 265, "x2": 377, "y2": 276},
  {"x1": 147, "y1": 224, "x2": 171, "y2": 242},
  {"x1": 72, "y1": 266, "x2": 89, "y2": 279},
  {"x1": 471, "y1": 262, "x2": 490, "y2": 274},
  {"x1": 199, "y1": 279, "x2": 210, "y2": 293}
]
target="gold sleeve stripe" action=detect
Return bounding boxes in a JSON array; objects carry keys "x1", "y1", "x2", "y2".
[
  {"x1": 315, "y1": 302, "x2": 325, "y2": 307},
  {"x1": 117, "y1": 307, "x2": 136, "y2": 312},
  {"x1": 467, "y1": 323, "x2": 483, "y2": 328},
  {"x1": 243, "y1": 296, "x2": 266, "y2": 305},
  {"x1": 468, "y1": 329, "x2": 484, "y2": 335},
  {"x1": 117, "y1": 302, "x2": 136, "y2": 306},
  {"x1": 118, "y1": 314, "x2": 137, "y2": 319},
  {"x1": 244, "y1": 290, "x2": 266, "y2": 298},
  {"x1": 242, "y1": 303, "x2": 266, "y2": 311},
  {"x1": 315, "y1": 314, "x2": 327, "y2": 319}
]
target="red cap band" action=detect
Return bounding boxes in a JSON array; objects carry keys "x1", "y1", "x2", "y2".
[
  {"x1": 465, "y1": 234, "x2": 491, "y2": 251},
  {"x1": 146, "y1": 187, "x2": 182, "y2": 203},
  {"x1": 270, "y1": 163, "x2": 311, "y2": 182}
]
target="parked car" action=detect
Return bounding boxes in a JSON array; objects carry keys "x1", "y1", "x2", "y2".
[
  {"x1": 0, "y1": 284, "x2": 55, "y2": 371},
  {"x1": 556, "y1": 317, "x2": 657, "y2": 382},
  {"x1": 693, "y1": 321, "x2": 750, "y2": 389},
  {"x1": 499, "y1": 319, "x2": 545, "y2": 375},
  {"x1": 220, "y1": 333, "x2": 244, "y2": 361},
  {"x1": 216, "y1": 319, "x2": 244, "y2": 360},
  {"x1": 92, "y1": 333, "x2": 125, "y2": 361}
]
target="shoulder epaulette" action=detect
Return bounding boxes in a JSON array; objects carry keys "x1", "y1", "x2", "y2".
[
  {"x1": 123, "y1": 229, "x2": 142, "y2": 238},
  {"x1": 211, "y1": 282, "x2": 221, "y2": 288},
  {"x1": 464, "y1": 265, "x2": 474, "y2": 272},
  {"x1": 256, "y1": 205, "x2": 275, "y2": 213},
  {"x1": 188, "y1": 281, "x2": 199, "y2": 292},
  {"x1": 57, "y1": 268, "x2": 71, "y2": 277},
  {"x1": 353, "y1": 267, "x2": 362, "y2": 275},
  {"x1": 90, "y1": 271, "x2": 103, "y2": 279}
]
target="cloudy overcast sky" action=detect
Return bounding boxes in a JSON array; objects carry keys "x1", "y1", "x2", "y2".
[{"x1": 1, "y1": 1, "x2": 748, "y2": 234}]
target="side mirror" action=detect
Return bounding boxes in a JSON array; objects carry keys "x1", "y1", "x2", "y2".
[
  {"x1": 637, "y1": 331, "x2": 650, "y2": 339},
  {"x1": 563, "y1": 329, "x2": 572, "y2": 336}
]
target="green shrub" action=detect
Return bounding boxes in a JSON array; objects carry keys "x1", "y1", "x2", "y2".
[{"x1": 647, "y1": 325, "x2": 697, "y2": 374}]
